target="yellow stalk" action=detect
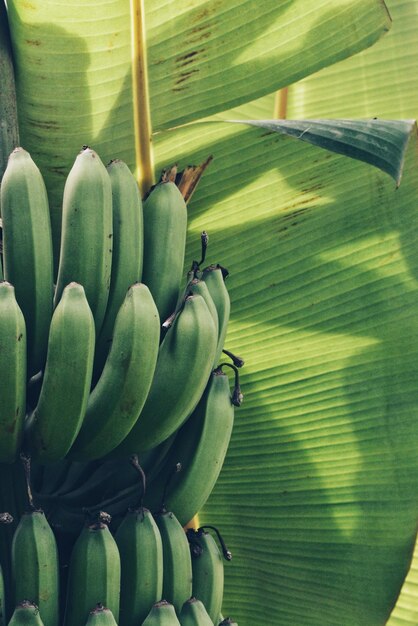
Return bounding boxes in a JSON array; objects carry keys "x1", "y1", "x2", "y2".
[
  {"x1": 131, "y1": 0, "x2": 155, "y2": 196},
  {"x1": 274, "y1": 87, "x2": 288, "y2": 119}
]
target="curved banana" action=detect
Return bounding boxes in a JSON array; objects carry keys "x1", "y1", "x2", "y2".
[
  {"x1": 185, "y1": 279, "x2": 218, "y2": 338},
  {"x1": 187, "y1": 528, "x2": 229, "y2": 624},
  {"x1": 201, "y1": 265, "x2": 231, "y2": 367},
  {"x1": 179, "y1": 598, "x2": 213, "y2": 626},
  {"x1": 115, "y1": 508, "x2": 163, "y2": 626},
  {"x1": 154, "y1": 509, "x2": 192, "y2": 615},
  {"x1": 0, "y1": 282, "x2": 26, "y2": 463},
  {"x1": 141, "y1": 601, "x2": 180, "y2": 626},
  {"x1": 54, "y1": 147, "x2": 113, "y2": 335},
  {"x1": 114, "y1": 293, "x2": 217, "y2": 454},
  {"x1": 142, "y1": 181, "x2": 187, "y2": 324},
  {"x1": 63, "y1": 520, "x2": 120, "y2": 626},
  {"x1": 69, "y1": 282, "x2": 160, "y2": 460},
  {"x1": 0, "y1": 147, "x2": 54, "y2": 377},
  {"x1": 93, "y1": 159, "x2": 143, "y2": 380},
  {"x1": 7, "y1": 602, "x2": 45, "y2": 626},
  {"x1": 26, "y1": 283, "x2": 95, "y2": 464},
  {"x1": 144, "y1": 367, "x2": 235, "y2": 524},
  {"x1": 11, "y1": 510, "x2": 59, "y2": 626},
  {"x1": 85, "y1": 605, "x2": 118, "y2": 626}
]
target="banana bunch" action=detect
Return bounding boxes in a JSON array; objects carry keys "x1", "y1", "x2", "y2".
[
  {"x1": 6, "y1": 491, "x2": 234, "y2": 626},
  {"x1": 0, "y1": 145, "x2": 240, "y2": 465},
  {"x1": 0, "y1": 144, "x2": 243, "y2": 626}
]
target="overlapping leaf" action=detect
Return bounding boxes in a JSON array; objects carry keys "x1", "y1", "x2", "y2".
[
  {"x1": 5, "y1": 0, "x2": 390, "y2": 257},
  {"x1": 285, "y1": 0, "x2": 418, "y2": 119},
  {"x1": 152, "y1": 119, "x2": 418, "y2": 625}
]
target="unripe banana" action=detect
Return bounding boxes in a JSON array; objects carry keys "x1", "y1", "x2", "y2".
[
  {"x1": 142, "y1": 181, "x2": 187, "y2": 323},
  {"x1": 187, "y1": 528, "x2": 226, "y2": 624},
  {"x1": 26, "y1": 283, "x2": 95, "y2": 464},
  {"x1": 69, "y1": 283, "x2": 160, "y2": 460},
  {"x1": 93, "y1": 159, "x2": 143, "y2": 380},
  {"x1": 0, "y1": 282, "x2": 26, "y2": 463},
  {"x1": 11, "y1": 511, "x2": 59, "y2": 626},
  {"x1": 179, "y1": 598, "x2": 213, "y2": 626},
  {"x1": 85, "y1": 605, "x2": 118, "y2": 626},
  {"x1": 145, "y1": 367, "x2": 235, "y2": 525},
  {"x1": 186, "y1": 279, "x2": 218, "y2": 338},
  {"x1": 115, "y1": 508, "x2": 163, "y2": 626},
  {"x1": 141, "y1": 600, "x2": 180, "y2": 626},
  {"x1": 0, "y1": 147, "x2": 54, "y2": 377},
  {"x1": 201, "y1": 265, "x2": 230, "y2": 367},
  {"x1": 54, "y1": 147, "x2": 113, "y2": 335},
  {"x1": 7, "y1": 602, "x2": 44, "y2": 626},
  {"x1": 63, "y1": 520, "x2": 120, "y2": 626},
  {"x1": 154, "y1": 509, "x2": 192, "y2": 615},
  {"x1": 114, "y1": 293, "x2": 217, "y2": 454}
]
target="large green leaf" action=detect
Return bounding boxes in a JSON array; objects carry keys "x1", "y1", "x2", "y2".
[
  {"x1": 285, "y1": 0, "x2": 418, "y2": 119},
  {"x1": 4, "y1": 2, "x2": 418, "y2": 625},
  {"x1": 5, "y1": 0, "x2": 390, "y2": 257},
  {"x1": 151, "y1": 119, "x2": 418, "y2": 625},
  {"x1": 387, "y1": 538, "x2": 418, "y2": 625}
]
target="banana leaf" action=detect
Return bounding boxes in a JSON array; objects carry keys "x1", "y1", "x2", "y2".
[
  {"x1": 4, "y1": 0, "x2": 390, "y2": 260},
  {"x1": 285, "y1": 0, "x2": 418, "y2": 120},
  {"x1": 153, "y1": 119, "x2": 418, "y2": 625},
  {"x1": 4, "y1": 1, "x2": 418, "y2": 625},
  {"x1": 0, "y1": 0, "x2": 19, "y2": 178}
]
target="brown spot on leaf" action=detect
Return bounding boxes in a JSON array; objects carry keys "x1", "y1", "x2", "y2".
[{"x1": 175, "y1": 69, "x2": 199, "y2": 85}]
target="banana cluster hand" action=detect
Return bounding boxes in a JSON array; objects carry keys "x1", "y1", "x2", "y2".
[
  {"x1": 0, "y1": 146, "x2": 240, "y2": 466},
  {"x1": 6, "y1": 502, "x2": 234, "y2": 626},
  {"x1": 0, "y1": 145, "x2": 243, "y2": 626}
]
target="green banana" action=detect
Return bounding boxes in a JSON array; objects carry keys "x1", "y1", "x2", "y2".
[
  {"x1": 69, "y1": 282, "x2": 160, "y2": 460},
  {"x1": 85, "y1": 605, "x2": 118, "y2": 626},
  {"x1": 26, "y1": 283, "x2": 95, "y2": 464},
  {"x1": 0, "y1": 147, "x2": 54, "y2": 377},
  {"x1": 63, "y1": 520, "x2": 120, "y2": 626},
  {"x1": 154, "y1": 508, "x2": 192, "y2": 615},
  {"x1": 7, "y1": 602, "x2": 44, "y2": 626},
  {"x1": 11, "y1": 511, "x2": 59, "y2": 626},
  {"x1": 141, "y1": 600, "x2": 180, "y2": 626},
  {"x1": 114, "y1": 293, "x2": 217, "y2": 454},
  {"x1": 187, "y1": 527, "x2": 231, "y2": 624},
  {"x1": 185, "y1": 278, "x2": 218, "y2": 338},
  {"x1": 115, "y1": 508, "x2": 163, "y2": 626},
  {"x1": 144, "y1": 366, "x2": 236, "y2": 525},
  {"x1": 179, "y1": 598, "x2": 213, "y2": 626},
  {"x1": 0, "y1": 282, "x2": 26, "y2": 463},
  {"x1": 201, "y1": 265, "x2": 231, "y2": 367},
  {"x1": 142, "y1": 181, "x2": 187, "y2": 324},
  {"x1": 93, "y1": 159, "x2": 144, "y2": 380},
  {"x1": 54, "y1": 147, "x2": 113, "y2": 335}
]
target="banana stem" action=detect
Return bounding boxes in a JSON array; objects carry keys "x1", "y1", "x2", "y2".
[
  {"x1": 20, "y1": 453, "x2": 35, "y2": 511},
  {"x1": 274, "y1": 87, "x2": 288, "y2": 119},
  {"x1": 218, "y1": 362, "x2": 244, "y2": 406},
  {"x1": 129, "y1": 454, "x2": 146, "y2": 506},
  {"x1": 222, "y1": 348, "x2": 245, "y2": 368},
  {"x1": 200, "y1": 525, "x2": 232, "y2": 561},
  {"x1": 131, "y1": 0, "x2": 154, "y2": 196}
]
